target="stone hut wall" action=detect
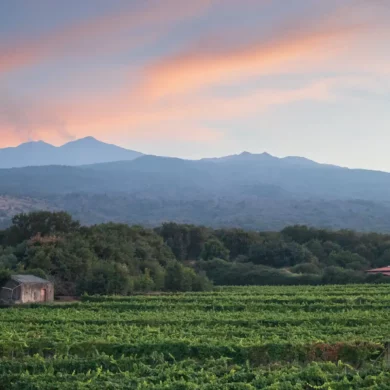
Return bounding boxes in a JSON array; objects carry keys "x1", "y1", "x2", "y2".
[
  {"x1": 0, "y1": 281, "x2": 54, "y2": 303},
  {"x1": 21, "y1": 282, "x2": 54, "y2": 303}
]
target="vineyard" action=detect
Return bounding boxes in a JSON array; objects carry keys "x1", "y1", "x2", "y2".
[{"x1": 1, "y1": 285, "x2": 390, "y2": 389}]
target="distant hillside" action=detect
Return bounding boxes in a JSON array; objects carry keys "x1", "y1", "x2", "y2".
[
  {"x1": 0, "y1": 137, "x2": 143, "y2": 168},
  {"x1": 0, "y1": 196, "x2": 54, "y2": 228},
  {"x1": 44, "y1": 193, "x2": 390, "y2": 232},
  {"x1": 1, "y1": 151, "x2": 390, "y2": 231},
  {"x1": 1, "y1": 153, "x2": 390, "y2": 200},
  {"x1": 201, "y1": 151, "x2": 321, "y2": 167}
]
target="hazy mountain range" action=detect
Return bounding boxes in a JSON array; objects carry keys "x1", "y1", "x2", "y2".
[
  {"x1": 1, "y1": 137, "x2": 390, "y2": 232},
  {"x1": 0, "y1": 137, "x2": 142, "y2": 168}
]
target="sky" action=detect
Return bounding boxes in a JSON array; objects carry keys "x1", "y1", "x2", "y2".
[{"x1": 0, "y1": 0, "x2": 390, "y2": 170}]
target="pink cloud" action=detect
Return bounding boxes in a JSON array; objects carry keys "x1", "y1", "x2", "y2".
[
  {"x1": 0, "y1": 0, "x2": 389, "y2": 148},
  {"x1": 0, "y1": 0, "x2": 214, "y2": 75}
]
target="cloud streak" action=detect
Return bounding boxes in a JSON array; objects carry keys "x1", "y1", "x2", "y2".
[
  {"x1": 0, "y1": 78, "x2": 332, "y2": 147},
  {"x1": 0, "y1": 0, "x2": 389, "y2": 152},
  {"x1": 136, "y1": 0, "x2": 390, "y2": 100},
  {"x1": 0, "y1": 0, "x2": 213, "y2": 75},
  {"x1": 138, "y1": 27, "x2": 360, "y2": 100}
]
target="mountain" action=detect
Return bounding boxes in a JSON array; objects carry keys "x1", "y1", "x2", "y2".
[
  {"x1": 0, "y1": 137, "x2": 143, "y2": 168},
  {"x1": 1, "y1": 151, "x2": 390, "y2": 201},
  {"x1": 201, "y1": 151, "x2": 276, "y2": 163},
  {"x1": 2, "y1": 149, "x2": 390, "y2": 232},
  {"x1": 201, "y1": 151, "x2": 321, "y2": 167}
]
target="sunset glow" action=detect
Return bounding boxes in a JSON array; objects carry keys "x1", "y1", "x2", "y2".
[{"x1": 1, "y1": 0, "x2": 389, "y2": 168}]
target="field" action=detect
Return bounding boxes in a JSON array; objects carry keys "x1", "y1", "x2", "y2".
[{"x1": 1, "y1": 285, "x2": 390, "y2": 389}]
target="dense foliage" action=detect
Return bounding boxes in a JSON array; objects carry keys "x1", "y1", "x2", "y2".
[
  {"x1": 158, "y1": 222, "x2": 390, "y2": 286},
  {"x1": 0, "y1": 212, "x2": 212, "y2": 295},
  {"x1": 1, "y1": 212, "x2": 390, "y2": 294},
  {"x1": 1, "y1": 285, "x2": 390, "y2": 388}
]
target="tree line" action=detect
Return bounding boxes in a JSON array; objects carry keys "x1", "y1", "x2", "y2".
[{"x1": 1, "y1": 212, "x2": 389, "y2": 296}]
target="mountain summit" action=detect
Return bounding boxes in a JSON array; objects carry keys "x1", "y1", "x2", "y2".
[{"x1": 0, "y1": 137, "x2": 143, "y2": 168}]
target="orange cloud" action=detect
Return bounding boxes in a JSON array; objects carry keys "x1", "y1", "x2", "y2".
[
  {"x1": 129, "y1": 126, "x2": 224, "y2": 143},
  {"x1": 138, "y1": 24, "x2": 369, "y2": 101},
  {"x1": 1, "y1": 0, "x2": 388, "y2": 148},
  {"x1": 23, "y1": 18, "x2": 360, "y2": 139},
  {"x1": 0, "y1": 0, "x2": 213, "y2": 74},
  {"x1": 0, "y1": 18, "x2": 366, "y2": 148},
  {"x1": 133, "y1": 0, "x2": 390, "y2": 100},
  {"x1": 0, "y1": 79, "x2": 330, "y2": 148}
]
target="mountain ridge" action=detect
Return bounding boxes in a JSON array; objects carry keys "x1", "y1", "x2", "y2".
[
  {"x1": 1, "y1": 150, "x2": 390, "y2": 200},
  {"x1": 1, "y1": 137, "x2": 386, "y2": 174},
  {"x1": 2, "y1": 140, "x2": 390, "y2": 231},
  {"x1": 0, "y1": 137, "x2": 143, "y2": 168}
]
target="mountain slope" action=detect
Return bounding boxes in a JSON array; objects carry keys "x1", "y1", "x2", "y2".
[
  {"x1": 2, "y1": 150, "x2": 390, "y2": 231},
  {"x1": 0, "y1": 195, "x2": 54, "y2": 228},
  {"x1": 0, "y1": 137, "x2": 143, "y2": 168},
  {"x1": 1, "y1": 152, "x2": 390, "y2": 200},
  {"x1": 47, "y1": 193, "x2": 390, "y2": 232},
  {"x1": 83, "y1": 154, "x2": 390, "y2": 201}
]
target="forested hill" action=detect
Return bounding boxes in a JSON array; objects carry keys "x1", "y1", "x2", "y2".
[
  {"x1": 2, "y1": 152, "x2": 390, "y2": 231},
  {"x1": 0, "y1": 212, "x2": 389, "y2": 297},
  {"x1": 3, "y1": 153, "x2": 390, "y2": 200}
]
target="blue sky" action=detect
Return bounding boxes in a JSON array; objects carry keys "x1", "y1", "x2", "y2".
[{"x1": 0, "y1": 0, "x2": 389, "y2": 169}]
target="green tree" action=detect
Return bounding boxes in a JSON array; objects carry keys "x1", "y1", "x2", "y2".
[
  {"x1": 158, "y1": 223, "x2": 189, "y2": 261},
  {"x1": 322, "y1": 266, "x2": 365, "y2": 284},
  {"x1": 201, "y1": 238, "x2": 229, "y2": 261},
  {"x1": 80, "y1": 262, "x2": 133, "y2": 295},
  {"x1": 165, "y1": 262, "x2": 185, "y2": 291},
  {"x1": 290, "y1": 262, "x2": 321, "y2": 275},
  {"x1": 249, "y1": 239, "x2": 315, "y2": 267},
  {"x1": 327, "y1": 250, "x2": 369, "y2": 270},
  {"x1": 0, "y1": 268, "x2": 11, "y2": 288},
  {"x1": 135, "y1": 268, "x2": 156, "y2": 291},
  {"x1": 376, "y1": 249, "x2": 390, "y2": 267},
  {"x1": 5, "y1": 211, "x2": 79, "y2": 246},
  {"x1": 305, "y1": 239, "x2": 326, "y2": 262},
  {"x1": 216, "y1": 229, "x2": 258, "y2": 259}
]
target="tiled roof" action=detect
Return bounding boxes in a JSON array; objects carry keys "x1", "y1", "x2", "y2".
[
  {"x1": 366, "y1": 266, "x2": 390, "y2": 273},
  {"x1": 11, "y1": 275, "x2": 50, "y2": 284}
]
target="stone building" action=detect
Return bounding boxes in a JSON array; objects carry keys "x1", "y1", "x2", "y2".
[{"x1": 0, "y1": 275, "x2": 54, "y2": 304}]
